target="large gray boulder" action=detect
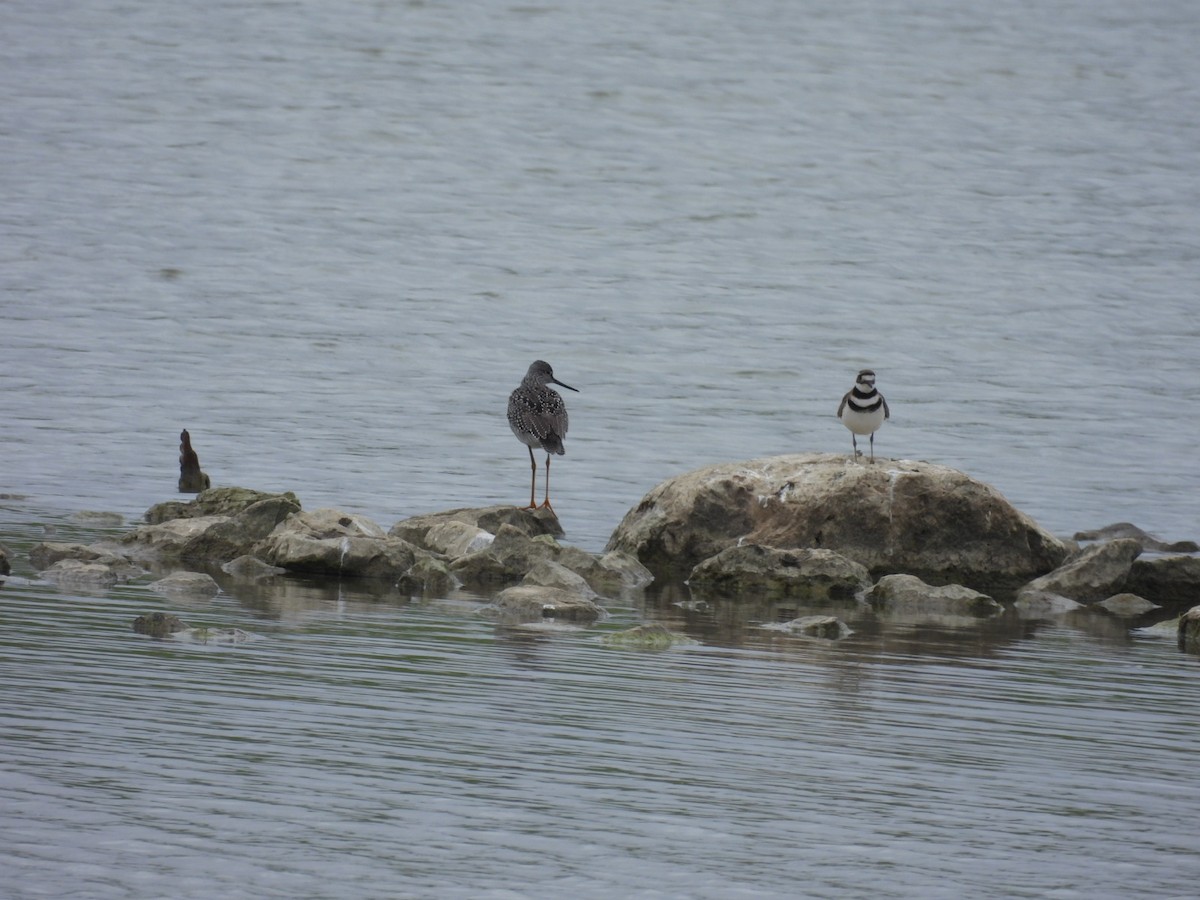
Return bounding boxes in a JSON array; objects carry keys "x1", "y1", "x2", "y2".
[
  {"x1": 688, "y1": 544, "x2": 870, "y2": 601},
  {"x1": 607, "y1": 454, "x2": 1066, "y2": 594}
]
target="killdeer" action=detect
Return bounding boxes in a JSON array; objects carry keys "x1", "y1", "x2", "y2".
[
  {"x1": 838, "y1": 369, "x2": 889, "y2": 462},
  {"x1": 508, "y1": 360, "x2": 578, "y2": 511}
]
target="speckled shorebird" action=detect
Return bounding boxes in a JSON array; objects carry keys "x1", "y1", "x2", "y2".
[
  {"x1": 838, "y1": 369, "x2": 890, "y2": 462},
  {"x1": 508, "y1": 360, "x2": 578, "y2": 511}
]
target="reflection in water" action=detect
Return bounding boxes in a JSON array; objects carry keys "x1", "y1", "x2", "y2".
[{"x1": 2, "y1": 510, "x2": 1199, "y2": 898}]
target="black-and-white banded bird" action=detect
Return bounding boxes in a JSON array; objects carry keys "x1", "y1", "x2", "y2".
[
  {"x1": 508, "y1": 360, "x2": 578, "y2": 511},
  {"x1": 837, "y1": 369, "x2": 890, "y2": 462}
]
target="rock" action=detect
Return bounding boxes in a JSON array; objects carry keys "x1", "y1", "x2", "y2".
[
  {"x1": 601, "y1": 623, "x2": 695, "y2": 649},
  {"x1": 866, "y1": 574, "x2": 1001, "y2": 617},
  {"x1": 0, "y1": 543, "x2": 9, "y2": 576},
  {"x1": 255, "y1": 508, "x2": 435, "y2": 580},
  {"x1": 406, "y1": 519, "x2": 494, "y2": 558},
  {"x1": 1095, "y1": 593, "x2": 1159, "y2": 617},
  {"x1": 177, "y1": 495, "x2": 301, "y2": 562},
  {"x1": 396, "y1": 555, "x2": 454, "y2": 596},
  {"x1": 39, "y1": 558, "x2": 135, "y2": 588},
  {"x1": 554, "y1": 547, "x2": 654, "y2": 595},
  {"x1": 132, "y1": 612, "x2": 189, "y2": 637},
  {"x1": 606, "y1": 454, "x2": 1066, "y2": 594},
  {"x1": 1018, "y1": 539, "x2": 1141, "y2": 604},
  {"x1": 1125, "y1": 555, "x2": 1200, "y2": 611},
  {"x1": 688, "y1": 543, "x2": 870, "y2": 600},
  {"x1": 148, "y1": 571, "x2": 221, "y2": 597},
  {"x1": 120, "y1": 515, "x2": 231, "y2": 561},
  {"x1": 30, "y1": 541, "x2": 109, "y2": 570},
  {"x1": 489, "y1": 585, "x2": 606, "y2": 623},
  {"x1": 178, "y1": 429, "x2": 211, "y2": 493},
  {"x1": 69, "y1": 510, "x2": 125, "y2": 527},
  {"x1": 1013, "y1": 590, "x2": 1085, "y2": 618},
  {"x1": 449, "y1": 525, "x2": 562, "y2": 587},
  {"x1": 775, "y1": 615, "x2": 852, "y2": 639},
  {"x1": 145, "y1": 486, "x2": 300, "y2": 524},
  {"x1": 521, "y1": 559, "x2": 599, "y2": 599},
  {"x1": 221, "y1": 555, "x2": 286, "y2": 579},
  {"x1": 1179, "y1": 606, "x2": 1200, "y2": 648},
  {"x1": 390, "y1": 505, "x2": 563, "y2": 549},
  {"x1": 1073, "y1": 522, "x2": 1199, "y2": 554}
]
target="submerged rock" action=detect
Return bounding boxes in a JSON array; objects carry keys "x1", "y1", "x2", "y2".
[
  {"x1": 606, "y1": 454, "x2": 1066, "y2": 594},
  {"x1": 772, "y1": 614, "x2": 852, "y2": 640},
  {"x1": 601, "y1": 622, "x2": 695, "y2": 650},
  {"x1": 30, "y1": 542, "x2": 112, "y2": 570},
  {"x1": 865, "y1": 574, "x2": 1001, "y2": 617},
  {"x1": 132, "y1": 612, "x2": 189, "y2": 637},
  {"x1": 488, "y1": 585, "x2": 606, "y2": 623},
  {"x1": 40, "y1": 558, "x2": 133, "y2": 588},
  {"x1": 688, "y1": 543, "x2": 870, "y2": 601},
  {"x1": 1013, "y1": 590, "x2": 1085, "y2": 618},
  {"x1": 1073, "y1": 522, "x2": 1199, "y2": 554},
  {"x1": 1095, "y1": 593, "x2": 1159, "y2": 617},
  {"x1": 222, "y1": 555, "x2": 286, "y2": 579},
  {"x1": 148, "y1": 571, "x2": 221, "y2": 597}
]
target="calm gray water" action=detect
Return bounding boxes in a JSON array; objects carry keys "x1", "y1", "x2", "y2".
[{"x1": 3, "y1": 0, "x2": 1200, "y2": 896}]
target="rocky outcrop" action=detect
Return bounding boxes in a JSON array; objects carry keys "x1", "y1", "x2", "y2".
[
  {"x1": 688, "y1": 544, "x2": 870, "y2": 601},
  {"x1": 866, "y1": 574, "x2": 1002, "y2": 617},
  {"x1": 607, "y1": 454, "x2": 1066, "y2": 594},
  {"x1": 1018, "y1": 539, "x2": 1142, "y2": 605}
]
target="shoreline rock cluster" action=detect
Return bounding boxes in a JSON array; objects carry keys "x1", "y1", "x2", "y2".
[{"x1": 9, "y1": 453, "x2": 1199, "y2": 646}]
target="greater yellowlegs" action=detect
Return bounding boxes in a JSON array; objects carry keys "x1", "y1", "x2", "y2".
[
  {"x1": 508, "y1": 360, "x2": 578, "y2": 511},
  {"x1": 837, "y1": 369, "x2": 890, "y2": 462}
]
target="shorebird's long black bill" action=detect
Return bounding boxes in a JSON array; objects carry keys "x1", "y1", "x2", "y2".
[{"x1": 552, "y1": 378, "x2": 579, "y2": 392}]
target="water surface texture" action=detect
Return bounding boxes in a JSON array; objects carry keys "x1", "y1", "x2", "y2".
[{"x1": 3, "y1": 0, "x2": 1199, "y2": 896}]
